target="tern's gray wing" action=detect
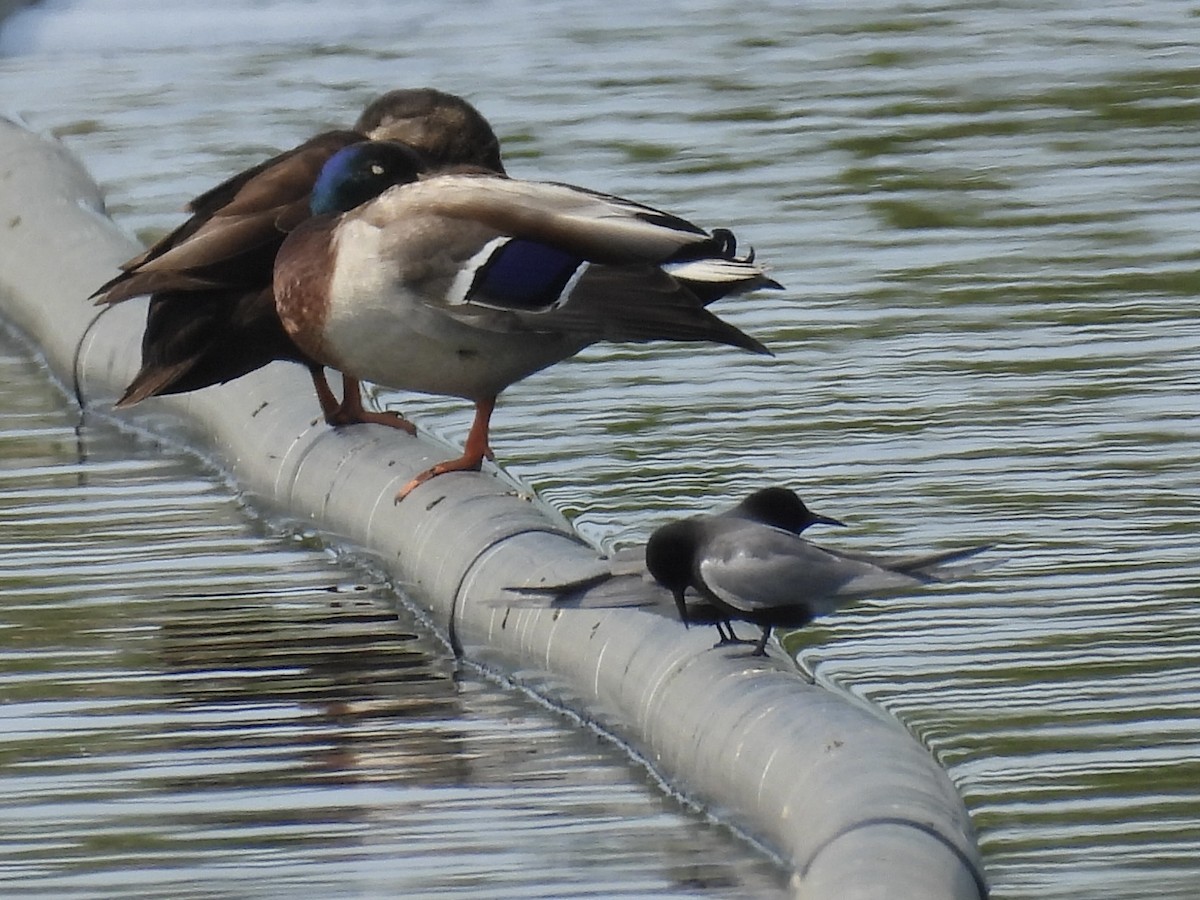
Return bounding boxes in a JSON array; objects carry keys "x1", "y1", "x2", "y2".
[
  {"x1": 696, "y1": 522, "x2": 925, "y2": 616},
  {"x1": 827, "y1": 544, "x2": 995, "y2": 580},
  {"x1": 497, "y1": 544, "x2": 660, "y2": 609},
  {"x1": 607, "y1": 544, "x2": 648, "y2": 577},
  {"x1": 502, "y1": 573, "x2": 669, "y2": 609}
]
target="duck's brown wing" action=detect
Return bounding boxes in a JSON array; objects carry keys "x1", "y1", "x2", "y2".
[{"x1": 93, "y1": 130, "x2": 364, "y2": 303}]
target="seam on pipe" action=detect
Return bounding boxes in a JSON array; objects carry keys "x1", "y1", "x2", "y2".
[
  {"x1": 447, "y1": 524, "x2": 580, "y2": 656},
  {"x1": 72, "y1": 300, "x2": 112, "y2": 410},
  {"x1": 800, "y1": 815, "x2": 988, "y2": 899}
]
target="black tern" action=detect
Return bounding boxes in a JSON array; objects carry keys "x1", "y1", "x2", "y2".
[
  {"x1": 689, "y1": 487, "x2": 845, "y2": 644},
  {"x1": 645, "y1": 487, "x2": 990, "y2": 656}
]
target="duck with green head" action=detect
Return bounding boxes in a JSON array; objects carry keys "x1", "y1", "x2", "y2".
[{"x1": 274, "y1": 140, "x2": 782, "y2": 499}]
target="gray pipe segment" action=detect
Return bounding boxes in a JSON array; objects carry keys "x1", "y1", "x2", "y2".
[{"x1": 0, "y1": 117, "x2": 987, "y2": 898}]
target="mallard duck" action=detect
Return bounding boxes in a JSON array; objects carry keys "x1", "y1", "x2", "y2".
[
  {"x1": 91, "y1": 88, "x2": 505, "y2": 430},
  {"x1": 273, "y1": 141, "x2": 782, "y2": 499},
  {"x1": 645, "y1": 487, "x2": 990, "y2": 655}
]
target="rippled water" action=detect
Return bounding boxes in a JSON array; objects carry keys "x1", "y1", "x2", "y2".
[
  {"x1": 3, "y1": 1, "x2": 1200, "y2": 897},
  {"x1": 0, "y1": 329, "x2": 790, "y2": 898}
]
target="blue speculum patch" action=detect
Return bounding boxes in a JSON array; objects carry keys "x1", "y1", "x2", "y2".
[{"x1": 472, "y1": 239, "x2": 583, "y2": 310}]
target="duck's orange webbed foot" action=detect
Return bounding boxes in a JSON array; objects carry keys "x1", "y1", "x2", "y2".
[
  {"x1": 395, "y1": 451, "x2": 489, "y2": 502},
  {"x1": 394, "y1": 397, "x2": 496, "y2": 502},
  {"x1": 338, "y1": 405, "x2": 418, "y2": 434},
  {"x1": 310, "y1": 369, "x2": 417, "y2": 434}
]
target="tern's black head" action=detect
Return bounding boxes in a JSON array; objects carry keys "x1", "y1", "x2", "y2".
[
  {"x1": 728, "y1": 487, "x2": 845, "y2": 533},
  {"x1": 310, "y1": 140, "x2": 427, "y2": 216},
  {"x1": 645, "y1": 518, "x2": 704, "y2": 626}
]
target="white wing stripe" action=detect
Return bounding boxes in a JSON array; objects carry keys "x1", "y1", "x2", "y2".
[{"x1": 446, "y1": 235, "x2": 509, "y2": 306}]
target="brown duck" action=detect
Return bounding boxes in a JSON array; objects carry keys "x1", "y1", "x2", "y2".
[{"x1": 92, "y1": 87, "x2": 506, "y2": 432}]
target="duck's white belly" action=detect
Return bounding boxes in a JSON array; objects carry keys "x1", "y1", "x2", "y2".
[{"x1": 321, "y1": 221, "x2": 583, "y2": 400}]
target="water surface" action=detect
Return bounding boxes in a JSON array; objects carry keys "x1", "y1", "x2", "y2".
[{"x1": 3, "y1": 2, "x2": 1199, "y2": 897}]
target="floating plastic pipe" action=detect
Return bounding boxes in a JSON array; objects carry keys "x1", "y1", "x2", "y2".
[{"x1": 0, "y1": 117, "x2": 988, "y2": 899}]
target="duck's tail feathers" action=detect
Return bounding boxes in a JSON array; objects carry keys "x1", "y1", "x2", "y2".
[
  {"x1": 663, "y1": 229, "x2": 784, "y2": 306},
  {"x1": 115, "y1": 367, "x2": 186, "y2": 408},
  {"x1": 93, "y1": 271, "x2": 226, "y2": 306},
  {"x1": 521, "y1": 263, "x2": 772, "y2": 354},
  {"x1": 664, "y1": 256, "x2": 783, "y2": 296}
]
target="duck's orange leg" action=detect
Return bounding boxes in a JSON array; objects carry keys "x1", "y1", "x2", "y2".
[
  {"x1": 336, "y1": 375, "x2": 417, "y2": 434},
  {"x1": 309, "y1": 366, "x2": 343, "y2": 422},
  {"x1": 309, "y1": 367, "x2": 416, "y2": 434},
  {"x1": 395, "y1": 396, "x2": 496, "y2": 502}
]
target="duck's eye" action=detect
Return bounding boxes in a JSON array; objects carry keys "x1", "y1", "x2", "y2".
[{"x1": 370, "y1": 163, "x2": 385, "y2": 176}]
